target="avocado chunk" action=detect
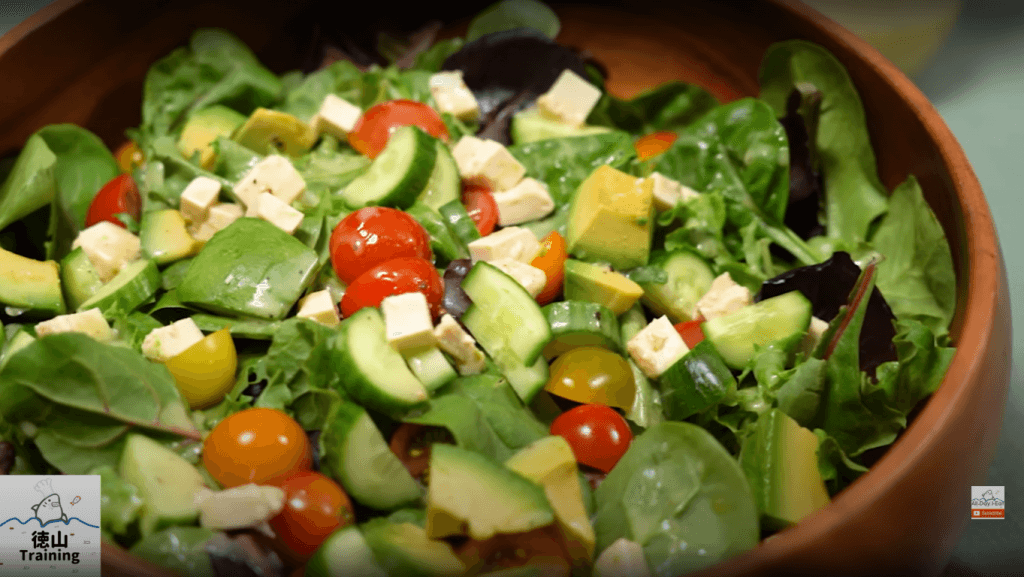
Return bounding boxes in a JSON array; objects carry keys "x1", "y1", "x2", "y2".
[
  {"x1": 562, "y1": 259, "x2": 643, "y2": 316},
  {"x1": 178, "y1": 105, "x2": 247, "y2": 169},
  {"x1": 140, "y1": 209, "x2": 200, "y2": 265},
  {"x1": 362, "y1": 518, "x2": 466, "y2": 577},
  {"x1": 0, "y1": 246, "x2": 65, "y2": 315},
  {"x1": 566, "y1": 165, "x2": 654, "y2": 270},
  {"x1": 119, "y1": 433, "x2": 205, "y2": 536},
  {"x1": 176, "y1": 218, "x2": 319, "y2": 319},
  {"x1": 306, "y1": 526, "x2": 387, "y2": 577},
  {"x1": 234, "y1": 108, "x2": 317, "y2": 157},
  {"x1": 511, "y1": 107, "x2": 612, "y2": 144},
  {"x1": 426, "y1": 443, "x2": 554, "y2": 541}
]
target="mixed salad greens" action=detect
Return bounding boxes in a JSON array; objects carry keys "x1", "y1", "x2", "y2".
[{"x1": 0, "y1": 1, "x2": 958, "y2": 576}]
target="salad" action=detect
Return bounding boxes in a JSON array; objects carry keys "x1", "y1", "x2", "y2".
[{"x1": 0, "y1": 1, "x2": 958, "y2": 576}]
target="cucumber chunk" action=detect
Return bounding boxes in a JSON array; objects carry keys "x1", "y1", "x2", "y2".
[
  {"x1": 702, "y1": 290, "x2": 812, "y2": 369},
  {"x1": 542, "y1": 300, "x2": 622, "y2": 359},
  {"x1": 638, "y1": 250, "x2": 715, "y2": 323},
  {"x1": 342, "y1": 125, "x2": 437, "y2": 210},
  {"x1": 659, "y1": 340, "x2": 737, "y2": 420},
  {"x1": 416, "y1": 140, "x2": 461, "y2": 210},
  {"x1": 60, "y1": 247, "x2": 104, "y2": 310},
  {"x1": 78, "y1": 259, "x2": 161, "y2": 316}
]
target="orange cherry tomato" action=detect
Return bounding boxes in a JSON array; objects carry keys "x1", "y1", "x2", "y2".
[
  {"x1": 339, "y1": 257, "x2": 445, "y2": 318},
  {"x1": 85, "y1": 173, "x2": 141, "y2": 229},
  {"x1": 550, "y1": 404, "x2": 633, "y2": 473},
  {"x1": 114, "y1": 140, "x2": 144, "y2": 173},
  {"x1": 674, "y1": 320, "x2": 706, "y2": 348},
  {"x1": 329, "y1": 207, "x2": 433, "y2": 285},
  {"x1": 530, "y1": 231, "x2": 567, "y2": 305},
  {"x1": 348, "y1": 99, "x2": 449, "y2": 158},
  {"x1": 202, "y1": 408, "x2": 312, "y2": 488},
  {"x1": 461, "y1": 183, "x2": 499, "y2": 237},
  {"x1": 268, "y1": 470, "x2": 356, "y2": 560},
  {"x1": 634, "y1": 131, "x2": 677, "y2": 161}
]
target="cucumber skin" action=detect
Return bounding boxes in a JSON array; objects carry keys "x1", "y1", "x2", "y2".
[
  {"x1": 542, "y1": 300, "x2": 622, "y2": 359},
  {"x1": 438, "y1": 199, "x2": 482, "y2": 244},
  {"x1": 461, "y1": 262, "x2": 552, "y2": 366},
  {"x1": 416, "y1": 140, "x2": 461, "y2": 210},
  {"x1": 702, "y1": 291, "x2": 812, "y2": 370},
  {"x1": 638, "y1": 250, "x2": 715, "y2": 323},
  {"x1": 343, "y1": 126, "x2": 437, "y2": 210},
  {"x1": 60, "y1": 247, "x2": 104, "y2": 310},
  {"x1": 659, "y1": 340, "x2": 737, "y2": 420},
  {"x1": 78, "y1": 259, "x2": 161, "y2": 316}
]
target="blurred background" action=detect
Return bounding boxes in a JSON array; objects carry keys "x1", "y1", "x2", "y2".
[{"x1": 2, "y1": 0, "x2": 1021, "y2": 574}]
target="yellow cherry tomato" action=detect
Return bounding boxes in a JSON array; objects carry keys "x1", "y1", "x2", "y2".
[
  {"x1": 114, "y1": 140, "x2": 144, "y2": 173},
  {"x1": 544, "y1": 346, "x2": 636, "y2": 409},
  {"x1": 164, "y1": 328, "x2": 238, "y2": 409}
]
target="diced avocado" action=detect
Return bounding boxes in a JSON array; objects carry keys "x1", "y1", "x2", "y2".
[
  {"x1": 119, "y1": 433, "x2": 205, "y2": 536},
  {"x1": 177, "y1": 105, "x2": 247, "y2": 169},
  {"x1": 233, "y1": 108, "x2": 317, "y2": 157},
  {"x1": 505, "y1": 436, "x2": 595, "y2": 564},
  {"x1": 0, "y1": 246, "x2": 64, "y2": 315},
  {"x1": 176, "y1": 218, "x2": 319, "y2": 319},
  {"x1": 426, "y1": 444, "x2": 554, "y2": 541},
  {"x1": 362, "y1": 518, "x2": 466, "y2": 577},
  {"x1": 78, "y1": 259, "x2": 161, "y2": 316},
  {"x1": 140, "y1": 210, "x2": 201, "y2": 265},
  {"x1": 739, "y1": 409, "x2": 831, "y2": 530},
  {"x1": 0, "y1": 329, "x2": 35, "y2": 373},
  {"x1": 60, "y1": 247, "x2": 104, "y2": 310},
  {"x1": 562, "y1": 259, "x2": 643, "y2": 316},
  {"x1": 566, "y1": 165, "x2": 654, "y2": 270},
  {"x1": 511, "y1": 107, "x2": 612, "y2": 144}
]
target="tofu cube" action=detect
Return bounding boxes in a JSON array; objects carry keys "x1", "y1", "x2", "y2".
[
  {"x1": 429, "y1": 70, "x2": 480, "y2": 121},
  {"x1": 34, "y1": 308, "x2": 115, "y2": 342},
  {"x1": 71, "y1": 221, "x2": 141, "y2": 282},
  {"x1": 234, "y1": 155, "x2": 306, "y2": 208},
  {"x1": 696, "y1": 272, "x2": 752, "y2": 321},
  {"x1": 311, "y1": 94, "x2": 362, "y2": 139},
  {"x1": 141, "y1": 318, "x2": 205, "y2": 362},
  {"x1": 452, "y1": 136, "x2": 526, "y2": 191},
  {"x1": 191, "y1": 203, "x2": 244, "y2": 242},
  {"x1": 490, "y1": 258, "x2": 547, "y2": 298},
  {"x1": 253, "y1": 192, "x2": 304, "y2": 235},
  {"x1": 468, "y1": 226, "x2": 543, "y2": 264},
  {"x1": 650, "y1": 172, "x2": 700, "y2": 212},
  {"x1": 800, "y1": 316, "x2": 830, "y2": 357},
  {"x1": 537, "y1": 69, "x2": 602, "y2": 128},
  {"x1": 433, "y1": 314, "x2": 486, "y2": 375},
  {"x1": 491, "y1": 178, "x2": 555, "y2": 226},
  {"x1": 296, "y1": 290, "x2": 339, "y2": 327},
  {"x1": 196, "y1": 484, "x2": 285, "y2": 531},
  {"x1": 381, "y1": 292, "x2": 436, "y2": 352},
  {"x1": 179, "y1": 176, "x2": 222, "y2": 224},
  {"x1": 627, "y1": 316, "x2": 689, "y2": 379}
]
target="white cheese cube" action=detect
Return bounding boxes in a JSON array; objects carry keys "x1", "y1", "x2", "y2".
[
  {"x1": 429, "y1": 70, "x2": 480, "y2": 121},
  {"x1": 594, "y1": 538, "x2": 652, "y2": 577},
  {"x1": 452, "y1": 135, "x2": 526, "y2": 191},
  {"x1": 191, "y1": 202, "x2": 244, "y2": 242},
  {"x1": 34, "y1": 308, "x2": 114, "y2": 343},
  {"x1": 311, "y1": 94, "x2": 362, "y2": 139},
  {"x1": 381, "y1": 292, "x2": 436, "y2": 352},
  {"x1": 626, "y1": 315, "x2": 689, "y2": 379},
  {"x1": 253, "y1": 192, "x2": 304, "y2": 235},
  {"x1": 491, "y1": 178, "x2": 555, "y2": 226},
  {"x1": 297, "y1": 290, "x2": 339, "y2": 327},
  {"x1": 195, "y1": 484, "x2": 285, "y2": 531},
  {"x1": 490, "y1": 258, "x2": 547, "y2": 298},
  {"x1": 179, "y1": 176, "x2": 222, "y2": 224},
  {"x1": 234, "y1": 155, "x2": 306, "y2": 209},
  {"x1": 468, "y1": 226, "x2": 543, "y2": 264},
  {"x1": 71, "y1": 221, "x2": 141, "y2": 283},
  {"x1": 800, "y1": 316, "x2": 830, "y2": 357},
  {"x1": 537, "y1": 69, "x2": 602, "y2": 128},
  {"x1": 696, "y1": 272, "x2": 753, "y2": 321},
  {"x1": 434, "y1": 314, "x2": 486, "y2": 375},
  {"x1": 650, "y1": 172, "x2": 700, "y2": 212},
  {"x1": 141, "y1": 318, "x2": 205, "y2": 362}
]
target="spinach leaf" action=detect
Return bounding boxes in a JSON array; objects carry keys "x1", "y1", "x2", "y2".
[
  {"x1": 466, "y1": 0, "x2": 561, "y2": 41},
  {"x1": 773, "y1": 357, "x2": 827, "y2": 427},
  {"x1": 36, "y1": 125, "x2": 119, "y2": 231},
  {"x1": 210, "y1": 137, "x2": 262, "y2": 182},
  {"x1": 141, "y1": 137, "x2": 234, "y2": 208},
  {"x1": 588, "y1": 81, "x2": 718, "y2": 134},
  {"x1": 0, "y1": 133, "x2": 57, "y2": 233}
]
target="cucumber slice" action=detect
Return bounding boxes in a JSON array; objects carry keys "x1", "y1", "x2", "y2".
[
  {"x1": 60, "y1": 247, "x2": 104, "y2": 310},
  {"x1": 416, "y1": 140, "x2": 461, "y2": 210},
  {"x1": 702, "y1": 290, "x2": 812, "y2": 369},
  {"x1": 638, "y1": 250, "x2": 715, "y2": 323},
  {"x1": 405, "y1": 202, "x2": 469, "y2": 266},
  {"x1": 438, "y1": 199, "x2": 481, "y2": 244},
  {"x1": 306, "y1": 526, "x2": 387, "y2": 577},
  {"x1": 659, "y1": 340, "x2": 737, "y2": 420},
  {"x1": 120, "y1": 433, "x2": 204, "y2": 536},
  {"x1": 511, "y1": 107, "x2": 613, "y2": 144},
  {"x1": 78, "y1": 259, "x2": 161, "y2": 316},
  {"x1": 402, "y1": 345, "x2": 458, "y2": 393},
  {"x1": 542, "y1": 300, "x2": 622, "y2": 359},
  {"x1": 342, "y1": 125, "x2": 437, "y2": 210}
]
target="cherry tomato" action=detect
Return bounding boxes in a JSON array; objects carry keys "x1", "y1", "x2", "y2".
[
  {"x1": 544, "y1": 347, "x2": 636, "y2": 409},
  {"x1": 634, "y1": 131, "x2": 677, "y2": 161},
  {"x1": 163, "y1": 328, "x2": 238, "y2": 409},
  {"x1": 461, "y1": 183, "x2": 499, "y2": 237},
  {"x1": 550, "y1": 404, "x2": 633, "y2": 473},
  {"x1": 85, "y1": 173, "x2": 141, "y2": 229},
  {"x1": 114, "y1": 140, "x2": 144, "y2": 173},
  {"x1": 268, "y1": 471, "x2": 356, "y2": 560},
  {"x1": 456, "y1": 525, "x2": 572, "y2": 576},
  {"x1": 530, "y1": 231, "x2": 567, "y2": 305},
  {"x1": 388, "y1": 423, "x2": 455, "y2": 482},
  {"x1": 202, "y1": 408, "x2": 312, "y2": 488},
  {"x1": 674, "y1": 320, "x2": 706, "y2": 348},
  {"x1": 339, "y1": 257, "x2": 444, "y2": 318},
  {"x1": 329, "y1": 207, "x2": 433, "y2": 285},
  {"x1": 348, "y1": 100, "x2": 449, "y2": 158}
]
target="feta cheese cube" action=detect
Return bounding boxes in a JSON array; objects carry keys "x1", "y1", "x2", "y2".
[
  {"x1": 468, "y1": 226, "x2": 543, "y2": 264},
  {"x1": 179, "y1": 176, "x2": 222, "y2": 224},
  {"x1": 452, "y1": 135, "x2": 526, "y2": 191},
  {"x1": 434, "y1": 314, "x2": 486, "y2": 375},
  {"x1": 429, "y1": 70, "x2": 480, "y2": 121},
  {"x1": 141, "y1": 318, "x2": 205, "y2": 362},
  {"x1": 34, "y1": 308, "x2": 115, "y2": 342},
  {"x1": 71, "y1": 221, "x2": 141, "y2": 282},
  {"x1": 296, "y1": 290, "x2": 339, "y2": 327},
  {"x1": 650, "y1": 172, "x2": 700, "y2": 212},
  {"x1": 491, "y1": 178, "x2": 555, "y2": 226},
  {"x1": 234, "y1": 155, "x2": 306, "y2": 209},
  {"x1": 696, "y1": 272, "x2": 752, "y2": 321},
  {"x1": 800, "y1": 316, "x2": 830, "y2": 357},
  {"x1": 381, "y1": 292, "x2": 436, "y2": 352},
  {"x1": 195, "y1": 484, "x2": 285, "y2": 531},
  {"x1": 191, "y1": 202, "x2": 244, "y2": 242},
  {"x1": 626, "y1": 316, "x2": 689, "y2": 379},
  {"x1": 311, "y1": 94, "x2": 362, "y2": 139},
  {"x1": 537, "y1": 69, "x2": 602, "y2": 128},
  {"x1": 253, "y1": 192, "x2": 304, "y2": 235},
  {"x1": 490, "y1": 258, "x2": 547, "y2": 297}
]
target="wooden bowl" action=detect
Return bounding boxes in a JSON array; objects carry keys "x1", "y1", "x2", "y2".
[{"x1": 0, "y1": 1, "x2": 1011, "y2": 576}]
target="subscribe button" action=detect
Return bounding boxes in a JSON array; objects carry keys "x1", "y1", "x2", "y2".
[{"x1": 972, "y1": 509, "x2": 1005, "y2": 518}]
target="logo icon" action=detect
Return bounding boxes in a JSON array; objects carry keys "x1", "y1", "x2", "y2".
[{"x1": 971, "y1": 485, "x2": 1005, "y2": 520}]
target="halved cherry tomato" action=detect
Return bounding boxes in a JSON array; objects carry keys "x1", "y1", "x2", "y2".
[
  {"x1": 461, "y1": 183, "x2": 498, "y2": 237},
  {"x1": 530, "y1": 231, "x2": 567, "y2": 305},
  {"x1": 163, "y1": 328, "x2": 238, "y2": 409},
  {"x1": 339, "y1": 257, "x2": 444, "y2": 318},
  {"x1": 348, "y1": 99, "x2": 449, "y2": 158},
  {"x1": 114, "y1": 140, "x2": 144, "y2": 173},
  {"x1": 634, "y1": 131, "x2": 677, "y2": 161},
  {"x1": 388, "y1": 423, "x2": 455, "y2": 482},
  {"x1": 268, "y1": 470, "x2": 356, "y2": 560},
  {"x1": 544, "y1": 346, "x2": 636, "y2": 409},
  {"x1": 550, "y1": 404, "x2": 633, "y2": 473},
  {"x1": 674, "y1": 319, "x2": 706, "y2": 348},
  {"x1": 456, "y1": 525, "x2": 572, "y2": 576},
  {"x1": 202, "y1": 408, "x2": 312, "y2": 488},
  {"x1": 329, "y1": 207, "x2": 433, "y2": 284},
  {"x1": 85, "y1": 173, "x2": 141, "y2": 228}
]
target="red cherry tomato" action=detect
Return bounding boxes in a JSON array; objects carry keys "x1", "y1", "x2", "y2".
[
  {"x1": 268, "y1": 470, "x2": 356, "y2": 560},
  {"x1": 530, "y1": 231, "x2": 567, "y2": 305},
  {"x1": 634, "y1": 131, "x2": 677, "y2": 161},
  {"x1": 329, "y1": 207, "x2": 433, "y2": 285},
  {"x1": 674, "y1": 320, "x2": 706, "y2": 348},
  {"x1": 348, "y1": 99, "x2": 449, "y2": 158},
  {"x1": 202, "y1": 408, "x2": 312, "y2": 488},
  {"x1": 85, "y1": 173, "x2": 141, "y2": 229},
  {"x1": 339, "y1": 257, "x2": 444, "y2": 318},
  {"x1": 461, "y1": 183, "x2": 499, "y2": 237},
  {"x1": 550, "y1": 404, "x2": 633, "y2": 473}
]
